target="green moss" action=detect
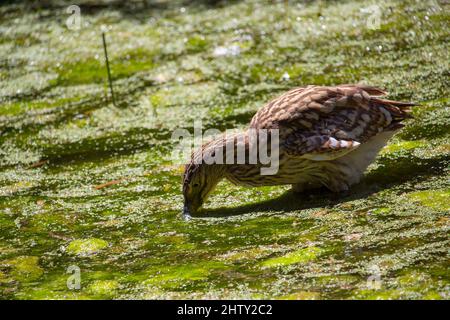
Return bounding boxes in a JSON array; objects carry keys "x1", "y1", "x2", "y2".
[
  {"x1": 0, "y1": 102, "x2": 23, "y2": 116},
  {"x1": 6, "y1": 256, "x2": 43, "y2": 282},
  {"x1": 12, "y1": 272, "x2": 93, "y2": 300},
  {"x1": 149, "y1": 92, "x2": 164, "y2": 108},
  {"x1": 53, "y1": 49, "x2": 155, "y2": 86},
  {"x1": 369, "y1": 207, "x2": 391, "y2": 215},
  {"x1": 0, "y1": 270, "x2": 10, "y2": 285},
  {"x1": 381, "y1": 140, "x2": 427, "y2": 155},
  {"x1": 279, "y1": 291, "x2": 320, "y2": 300},
  {"x1": 66, "y1": 238, "x2": 109, "y2": 256},
  {"x1": 353, "y1": 289, "x2": 403, "y2": 300},
  {"x1": 260, "y1": 247, "x2": 322, "y2": 268},
  {"x1": 316, "y1": 274, "x2": 360, "y2": 287},
  {"x1": 87, "y1": 280, "x2": 119, "y2": 298},
  {"x1": 407, "y1": 189, "x2": 450, "y2": 211},
  {"x1": 423, "y1": 291, "x2": 444, "y2": 300},
  {"x1": 125, "y1": 261, "x2": 229, "y2": 291},
  {"x1": 144, "y1": 261, "x2": 226, "y2": 285},
  {"x1": 146, "y1": 267, "x2": 207, "y2": 284},
  {"x1": 281, "y1": 64, "x2": 305, "y2": 81},
  {"x1": 0, "y1": 97, "x2": 82, "y2": 117},
  {"x1": 220, "y1": 247, "x2": 270, "y2": 263},
  {"x1": 185, "y1": 36, "x2": 209, "y2": 53}
]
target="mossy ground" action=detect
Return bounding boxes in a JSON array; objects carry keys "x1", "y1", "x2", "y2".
[{"x1": 0, "y1": 0, "x2": 449, "y2": 299}]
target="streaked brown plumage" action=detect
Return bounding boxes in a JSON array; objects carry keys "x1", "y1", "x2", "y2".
[{"x1": 183, "y1": 84, "x2": 416, "y2": 215}]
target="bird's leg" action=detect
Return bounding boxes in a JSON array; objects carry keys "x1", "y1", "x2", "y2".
[
  {"x1": 325, "y1": 179, "x2": 352, "y2": 199},
  {"x1": 327, "y1": 177, "x2": 350, "y2": 192}
]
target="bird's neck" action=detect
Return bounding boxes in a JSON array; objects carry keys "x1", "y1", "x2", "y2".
[
  {"x1": 190, "y1": 131, "x2": 250, "y2": 187},
  {"x1": 200, "y1": 129, "x2": 280, "y2": 178},
  {"x1": 200, "y1": 131, "x2": 249, "y2": 167}
]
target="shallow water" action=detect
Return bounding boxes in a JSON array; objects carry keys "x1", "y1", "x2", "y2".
[{"x1": 0, "y1": 0, "x2": 449, "y2": 299}]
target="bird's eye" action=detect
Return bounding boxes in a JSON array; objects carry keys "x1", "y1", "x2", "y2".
[{"x1": 192, "y1": 183, "x2": 200, "y2": 188}]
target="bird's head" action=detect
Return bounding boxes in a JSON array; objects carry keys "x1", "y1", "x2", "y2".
[{"x1": 182, "y1": 152, "x2": 225, "y2": 217}]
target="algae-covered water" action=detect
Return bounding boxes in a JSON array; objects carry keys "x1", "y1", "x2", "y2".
[{"x1": 0, "y1": 0, "x2": 449, "y2": 299}]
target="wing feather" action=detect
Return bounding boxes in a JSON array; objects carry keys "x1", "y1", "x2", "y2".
[{"x1": 249, "y1": 84, "x2": 416, "y2": 159}]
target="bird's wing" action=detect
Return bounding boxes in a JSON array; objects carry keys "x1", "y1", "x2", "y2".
[{"x1": 250, "y1": 84, "x2": 416, "y2": 160}]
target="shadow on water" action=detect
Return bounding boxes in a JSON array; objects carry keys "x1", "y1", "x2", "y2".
[
  {"x1": 194, "y1": 153, "x2": 450, "y2": 218},
  {"x1": 195, "y1": 188, "x2": 363, "y2": 218}
]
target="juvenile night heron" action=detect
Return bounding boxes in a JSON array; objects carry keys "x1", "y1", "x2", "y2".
[{"x1": 183, "y1": 85, "x2": 416, "y2": 216}]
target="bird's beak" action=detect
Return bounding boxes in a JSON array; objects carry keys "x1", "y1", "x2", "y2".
[
  {"x1": 183, "y1": 202, "x2": 192, "y2": 219},
  {"x1": 183, "y1": 199, "x2": 201, "y2": 218}
]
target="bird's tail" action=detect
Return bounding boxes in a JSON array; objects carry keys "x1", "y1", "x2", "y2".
[{"x1": 371, "y1": 97, "x2": 419, "y2": 130}]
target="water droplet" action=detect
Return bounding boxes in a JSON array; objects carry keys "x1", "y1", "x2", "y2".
[{"x1": 281, "y1": 72, "x2": 290, "y2": 81}]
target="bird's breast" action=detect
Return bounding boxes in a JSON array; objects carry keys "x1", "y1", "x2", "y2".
[{"x1": 224, "y1": 156, "x2": 318, "y2": 186}]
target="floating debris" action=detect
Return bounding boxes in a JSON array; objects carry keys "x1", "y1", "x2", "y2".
[{"x1": 213, "y1": 45, "x2": 241, "y2": 57}]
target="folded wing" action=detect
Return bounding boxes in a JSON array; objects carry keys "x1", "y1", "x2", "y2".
[{"x1": 249, "y1": 84, "x2": 416, "y2": 160}]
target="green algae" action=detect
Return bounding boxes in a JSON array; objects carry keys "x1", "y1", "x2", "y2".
[
  {"x1": 87, "y1": 280, "x2": 119, "y2": 298},
  {"x1": 261, "y1": 247, "x2": 322, "y2": 268},
  {"x1": 5, "y1": 256, "x2": 44, "y2": 283},
  {"x1": 381, "y1": 140, "x2": 427, "y2": 155},
  {"x1": 369, "y1": 207, "x2": 392, "y2": 215},
  {"x1": 352, "y1": 269, "x2": 448, "y2": 300},
  {"x1": 132, "y1": 261, "x2": 230, "y2": 291},
  {"x1": 185, "y1": 36, "x2": 209, "y2": 53},
  {"x1": 279, "y1": 291, "x2": 320, "y2": 300},
  {"x1": 0, "y1": 96, "x2": 84, "y2": 117},
  {"x1": 66, "y1": 238, "x2": 109, "y2": 256},
  {"x1": 52, "y1": 49, "x2": 156, "y2": 86},
  {"x1": 0, "y1": 0, "x2": 449, "y2": 300},
  {"x1": 407, "y1": 189, "x2": 450, "y2": 211},
  {"x1": 353, "y1": 289, "x2": 404, "y2": 300}
]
